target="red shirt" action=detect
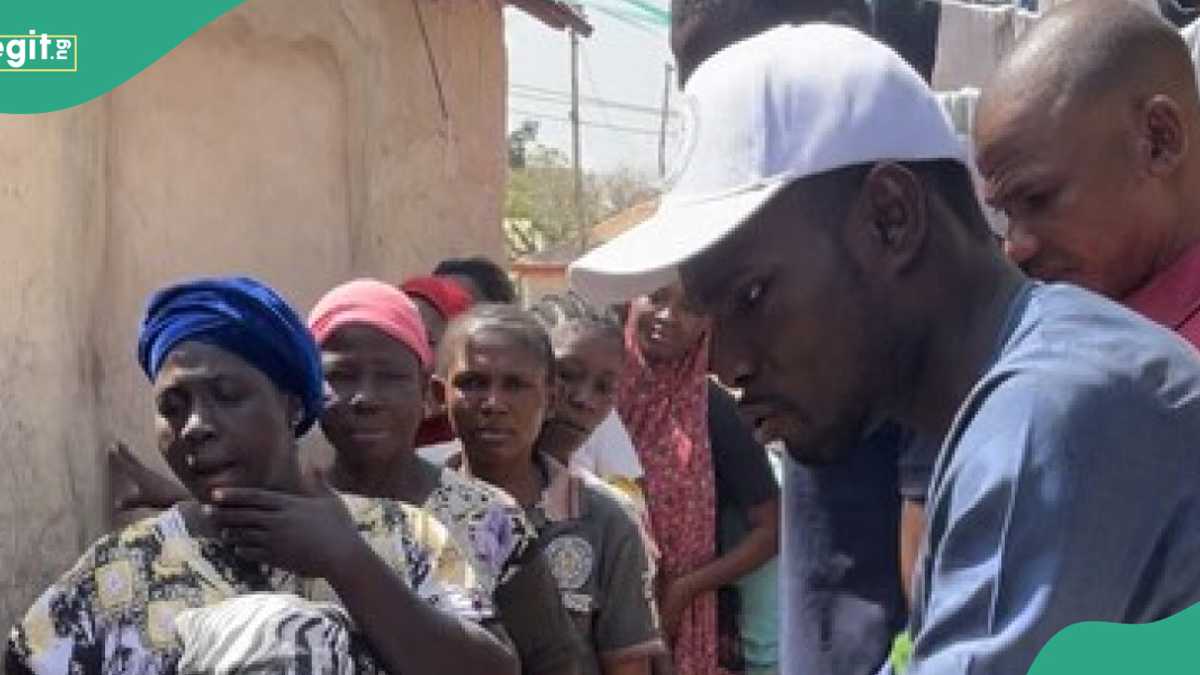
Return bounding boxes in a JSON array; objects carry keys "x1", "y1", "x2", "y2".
[{"x1": 1123, "y1": 241, "x2": 1200, "y2": 350}]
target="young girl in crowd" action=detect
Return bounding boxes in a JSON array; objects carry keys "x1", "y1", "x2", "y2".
[
  {"x1": 531, "y1": 294, "x2": 648, "y2": 513},
  {"x1": 619, "y1": 283, "x2": 780, "y2": 675},
  {"x1": 436, "y1": 303, "x2": 665, "y2": 675},
  {"x1": 9, "y1": 277, "x2": 516, "y2": 675}
]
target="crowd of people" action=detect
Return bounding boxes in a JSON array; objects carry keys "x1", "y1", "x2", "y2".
[
  {"x1": 6, "y1": 255, "x2": 781, "y2": 675},
  {"x1": 9, "y1": 0, "x2": 1200, "y2": 674}
]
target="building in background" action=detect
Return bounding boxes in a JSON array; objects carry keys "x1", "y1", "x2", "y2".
[
  {"x1": 511, "y1": 198, "x2": 657, "y2": 300},
  {"x1": 0, "y1": 0, "x2": 588, "y2": 631}
]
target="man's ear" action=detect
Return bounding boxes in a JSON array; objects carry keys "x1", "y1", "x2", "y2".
[
  {"x1": 851, "y1": 162, "x2": 928, "y2": 275},
  {"x1": 1140, "y1": 94, "x2": 1187, "y2": 178}
]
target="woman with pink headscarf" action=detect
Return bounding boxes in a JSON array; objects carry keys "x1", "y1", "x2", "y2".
[{"x1": 308, "y1": 279, "x2": 583, "y2": 675}]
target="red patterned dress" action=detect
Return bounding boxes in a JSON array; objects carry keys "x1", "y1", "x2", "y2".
[{"x1": 617, "y1": 318, "x2": 722, "y2": 675}]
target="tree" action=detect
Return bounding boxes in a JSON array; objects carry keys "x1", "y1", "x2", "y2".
[
  {"x1": 505, "y1": 145, "x2": 601, "y2": 258},
  {"x1": 597, "y1": 166, "x2": 659, "y2": 216},
  {"x1": 504, "y1": 129, "x2": 660, "y2": 260},
  {"x1": 508, "y1": 120, "x2": 540, "y2": 169}
]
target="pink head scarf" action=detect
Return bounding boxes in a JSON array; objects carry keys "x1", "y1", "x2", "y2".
[{"x1": 308, "y1": 279, "x2": 433, "y2": 370}]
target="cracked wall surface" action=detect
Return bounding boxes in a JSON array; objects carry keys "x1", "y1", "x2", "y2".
[{"x1": 0, "y1": 0, "x2": 506, "y2": 630}]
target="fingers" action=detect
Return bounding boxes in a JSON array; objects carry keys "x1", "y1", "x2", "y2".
[
  {"x1": 220, "y1": 525, "x2": 272, "y2": 548},
  {"x1": 206, "y1": 504, "x2": 276, "y2": 531},
  {"x1": 231, "y1": 545, "x2": 271, "y2": 563},
  {"x1": 210, "y1": 487, "x2": 288, "y2": 511}
]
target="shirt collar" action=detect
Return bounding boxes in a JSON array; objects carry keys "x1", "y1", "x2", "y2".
[
  {"x1": 450, "y1": 449, "x2": 586, "y2": 522},
  {"x1": 535, "y1": 453, "x2": 587, "y2": 523},
  {"x1": 1123, "y1": 240, "x2": 1200, "y2": 332}
]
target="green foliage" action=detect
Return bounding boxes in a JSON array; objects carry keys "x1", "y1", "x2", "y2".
[{"x1": 504, "y1": 127, "x2": 659, "y2": 261}]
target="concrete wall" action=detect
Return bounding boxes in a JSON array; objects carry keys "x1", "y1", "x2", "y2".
[{"x1": 0, "y1": 0, "x2": 507, "y2": 630}]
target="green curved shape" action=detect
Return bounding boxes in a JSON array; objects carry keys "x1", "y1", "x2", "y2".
[
  {"x1": 1029, "y1": 602, "x2": 1200, "y2": 674},
  {"x1": 0, "y1": 1, "x2": 245, "y2": 114}
]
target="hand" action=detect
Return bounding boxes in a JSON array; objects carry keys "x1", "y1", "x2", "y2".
[
  {"x1": 658, "y1": 575, "x2": 698, "y2": 641},
  {"x1": 205, "y1": 472, "x2": 366, "y2": 580},
  {"x1": 109, "y1": 441, "x2": 190, "y2": 510}
]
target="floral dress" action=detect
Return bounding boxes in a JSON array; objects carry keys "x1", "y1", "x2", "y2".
[
  {"x1": 6, "y1": 495, "x2": 489, "y2": 675},
  {"x1": 423, "y1": 466, "x2": 538, "y2": 593}
]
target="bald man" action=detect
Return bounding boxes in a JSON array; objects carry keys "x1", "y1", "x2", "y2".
[{"x1": 976, "y1": 0, "x2": 1200, "y2": 346}]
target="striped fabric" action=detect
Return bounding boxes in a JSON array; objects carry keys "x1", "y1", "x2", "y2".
[{"x1": 174, "y1": 593, "x2": 360, "y2": 675}]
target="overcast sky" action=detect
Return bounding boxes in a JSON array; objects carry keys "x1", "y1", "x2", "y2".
[{"x1": 503, "y1": 4, "x2": 683, "y2": 178}]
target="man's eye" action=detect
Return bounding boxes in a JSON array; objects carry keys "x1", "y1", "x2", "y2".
[
  {"x1": 735, "y1": 280, "x2": 766, "y2": 313},
  {"x1": 1023, "y1": 192, "x2": 1050, "y2": 213}
]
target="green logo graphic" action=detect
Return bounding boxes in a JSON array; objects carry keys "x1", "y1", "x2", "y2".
[
  {"x1": 0, "y1": 1, "x2": 246, "y2": 113},
  {"x1": 1029, "y1": 602, "x2": 1200, "y2": 674},
  {"x1": 0, "y1": 32, "x2": 76, "y2": 72}
]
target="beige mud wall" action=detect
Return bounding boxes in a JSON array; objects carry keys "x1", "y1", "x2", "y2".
[{"x1": 0, "y1": 0, "x2": 507, "y2": 630}]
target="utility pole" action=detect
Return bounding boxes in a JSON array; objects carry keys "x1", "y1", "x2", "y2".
[
  {"x1": 658, "y1": 62, "x2": 674, "y2": 178},
  {"x1": 569, "y1": 18, "x2": 585, "y2": 251}
]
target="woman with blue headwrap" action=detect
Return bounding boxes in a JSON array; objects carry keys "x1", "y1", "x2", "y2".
[{"x1": 6, "y1": 277, "x2": 519, "y2": 675}]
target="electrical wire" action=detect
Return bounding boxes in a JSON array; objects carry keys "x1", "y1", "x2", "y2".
[
  {"x1": 509, "y1": 107, "x2": 677, "y2": 137},
  {"x1": 512, "y1": 83, "x2": 678, "y2": 117}
]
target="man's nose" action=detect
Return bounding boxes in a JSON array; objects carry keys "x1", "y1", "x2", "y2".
[{"x1": 710, "y1": 324, "x2": 754, "y2": 389}]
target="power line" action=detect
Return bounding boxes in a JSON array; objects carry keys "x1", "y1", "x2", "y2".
[
  {"x1": 572, "y1": 0, "x2": 669, "y2": 26},
  {"x1": 510, "y1": 108, "x2": 678, "y2": 137},
  {"x1": 512, "y1": 89, "x2": 669, "y2": 118},
  {"x1": 589, "y1": 5, "x2": 666, "y2": 37},
  {"x1": 511, "y1": 91, "x2": 675, "y2": 118},
  {"x1": 512, "y1": 83, "x2": 679, "y2": 117},
  {"x1": 612, "y1": 0, "x2": 670, "y2": 23},
  {"x1": 579, "y1": 43, "x2": 612, "y2": 127}
]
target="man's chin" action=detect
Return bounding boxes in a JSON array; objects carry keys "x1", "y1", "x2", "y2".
[
  {"x1": 783, "y1": 443, "x2": 846, "y2": 467},
  {"x1": 773, "y1": 423, "x2": 856, "y2": 466}
]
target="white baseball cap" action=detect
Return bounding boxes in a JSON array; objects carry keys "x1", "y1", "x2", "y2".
[{"x1": 568, "y1": 23, "x2": 968, "y2": 304}]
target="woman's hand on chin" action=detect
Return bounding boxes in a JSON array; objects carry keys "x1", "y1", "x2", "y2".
[{"x1": 204, "y1": 470, "x2": 365, "y2": 579}]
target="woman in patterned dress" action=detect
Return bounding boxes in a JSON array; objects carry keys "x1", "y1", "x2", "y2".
[
  {"x1": 617, "y1": 283, "x2": 721, "y2": 675},
  {"x1": 7, "y1": 276, "x2": 516, "y2": 675}
]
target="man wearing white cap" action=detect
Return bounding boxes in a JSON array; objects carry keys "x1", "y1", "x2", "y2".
[{"x1": 570, "y1": 23, "x2": 1200, "y2": 675}]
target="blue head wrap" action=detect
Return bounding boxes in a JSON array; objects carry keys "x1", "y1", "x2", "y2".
[{"x1": 137, "y1": 276, "x2": 324, "y2": 436}]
